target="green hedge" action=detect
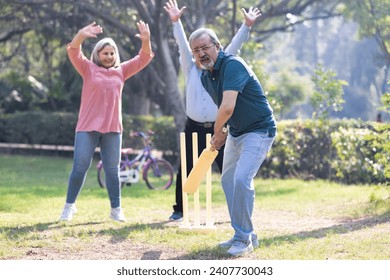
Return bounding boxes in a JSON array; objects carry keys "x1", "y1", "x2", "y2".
[
  {"x1": 0, "y1": 111, "x2": 178, "y2": 156},
  {"x1": 0, "y1": 111, "x2": 78, "y2": 145},
  {"x1": 0, "y1": 112, "x2": 389, "y2": 185},
  {"x1": 260, "y1": 119, "x2": 389, "y2": 185}
]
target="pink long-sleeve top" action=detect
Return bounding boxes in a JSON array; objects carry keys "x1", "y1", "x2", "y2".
[{"x1": 67, "y1": 44, "x2": 154, "y2": 133}]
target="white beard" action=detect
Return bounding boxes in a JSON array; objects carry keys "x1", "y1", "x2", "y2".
[
  {"x1": 200, "y1": 60, "x2": 214, "y2": 71},
  {"x1": 200, "y1": 64, "x2": 209, "y2": 70}
]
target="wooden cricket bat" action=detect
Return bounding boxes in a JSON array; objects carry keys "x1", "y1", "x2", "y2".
[{"x1": 183, "y1": 148, "x2": 218, "y2": 193}]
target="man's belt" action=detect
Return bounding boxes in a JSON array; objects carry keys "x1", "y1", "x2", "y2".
[{"x1": 187, "y1": 117, "x2": 214, "y2": 128}]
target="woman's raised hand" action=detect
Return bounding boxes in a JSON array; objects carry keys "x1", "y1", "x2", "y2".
[
  {"x1": 79, "y1": 22, "x2": 103, "y2": 39},
  {"x1": 135, "y1": 20, "x2": 151, "y2": 42}
]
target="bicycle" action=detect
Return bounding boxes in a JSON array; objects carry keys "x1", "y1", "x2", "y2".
[{"x1": 96, "y1": 130, "x2": 174, "y2": 190}]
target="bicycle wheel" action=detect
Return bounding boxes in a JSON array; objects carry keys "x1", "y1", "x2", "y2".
[
  {"x1": 143, "y1": 158, "x2": 174, "y2": 190},
  {"x1": 97, "y1": 163, "x2": 126, "y2": 189}
]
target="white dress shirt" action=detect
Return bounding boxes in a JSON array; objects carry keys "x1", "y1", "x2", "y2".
[{"x1": 173, "y1": 21, "x2": 250, "y2": 123}]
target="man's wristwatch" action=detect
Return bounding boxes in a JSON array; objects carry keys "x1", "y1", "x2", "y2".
[{"x1": 222, "y1": 127, "x2": 228, "y2": 134}]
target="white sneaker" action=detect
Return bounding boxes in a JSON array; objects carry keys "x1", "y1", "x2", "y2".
[
  {"x1": 110, "y1": 207, "x2": 127, "y2": 222},
  {"x1": 227, "y1": 240, "x2": 254, "y2": 257},
  {"x1": 219, "y1": 234, "x2": 259, "y2": 248},
  {"x1": 59, "y1": 203, "x2": 77, "y2": 221}
]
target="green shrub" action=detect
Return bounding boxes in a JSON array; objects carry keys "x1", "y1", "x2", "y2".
[
  {"x1": 0, "y1": 111, "x2": 77, "y2": 145},
  {"x1": 261, "y1": 120, "x2": 333, "y2": 180},
  {"x1": 0, "y1": 112, "x2": 388, "y2": 184},
  {"x1": 260, "y1": 119, "x2": 389, "y2": 185},
  {"x1": 331, "y1": 122, "x2": 390, "y2": 184},
  {"x1": 121, "y1": 114, "x2": 178, "y2": 156},
  {"x1": 0, "y1": 111, "x2": 177, "y2": 158}
]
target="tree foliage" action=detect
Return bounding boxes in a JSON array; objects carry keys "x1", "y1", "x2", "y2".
[
  {"x1": 0, "y1": 0, "x2": 343, "y2": 129},
  {"x1": 341, "y1": 0, "x2": 390, "y2": 96},
  {"x1": 310, "y1": 63, "x2": 348, "y2": 120},
  {"x1": 341, "y1": 0, "x2": 389, "y2": 60}
]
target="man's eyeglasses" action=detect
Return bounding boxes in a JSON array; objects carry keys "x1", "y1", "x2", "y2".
[{"x1": 192, "y1": 44, "x2": 215, "y2": 55}]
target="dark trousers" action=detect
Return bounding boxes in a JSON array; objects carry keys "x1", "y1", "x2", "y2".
[{"x1": 172, "y1": 118, "x2": 224, "y2": 213}]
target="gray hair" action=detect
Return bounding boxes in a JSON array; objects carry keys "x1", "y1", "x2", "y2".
[
  {"x1": 91, "y1": 37, "x2": 120, "y2": 68},
  {"x1": 188, "y1": 28, "x2": 221, "y2": 48}
]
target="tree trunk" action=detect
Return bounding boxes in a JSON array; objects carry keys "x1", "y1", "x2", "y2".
[{"x1": 125, "y1": 90, "x2": 150, "y2": 115}]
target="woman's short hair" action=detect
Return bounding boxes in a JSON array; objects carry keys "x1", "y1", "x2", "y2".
[
  {"x1": 91, "y1": 37, "x2": 120, "y2": 68},
  {"x1": 188, "y1": 28, "x2": 221, "y2": 48}
]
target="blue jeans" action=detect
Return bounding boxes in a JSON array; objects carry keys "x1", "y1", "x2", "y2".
[
  {"x1": 221, "y1": 131, "x2": 275, "y2": 243},
  {"x1": 66, "y1": 131, "x2": 122, "y2": 208}
]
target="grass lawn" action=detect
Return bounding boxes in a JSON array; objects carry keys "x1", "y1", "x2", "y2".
[{"x1": 0, "y1": 154, "x2": 389, "y2": 260}]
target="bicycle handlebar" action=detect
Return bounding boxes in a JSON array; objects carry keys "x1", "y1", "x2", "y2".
[
  {"x1": 130, "y1": 130, "x2": 155, "y2": 138},
  {"x1": 129, "y1": 130, "x2": 155, "y2": 147}
]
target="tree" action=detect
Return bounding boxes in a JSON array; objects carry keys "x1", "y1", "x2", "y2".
[
  {"x1": 379, "y1": 82, "x2": 390, "y2": 118},
  {"x1": 0, "y1": 0, "x2": 342, "y2": 132},
  {"x1": 310, "y1": 64, "x2": 348, "y2": 120},
  {"x1": 341, "y1": 0, "x2": 390, "y2": 98}
]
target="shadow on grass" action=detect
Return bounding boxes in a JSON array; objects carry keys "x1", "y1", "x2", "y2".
[
  {"x1": 2, "y1": 211, "x2": 388, "y2": 260},
  {"x1": 1, "y1": 222, "x2": 56, "y2": 239},
  {"x1": 83, "y1": 220, "x2": 234, "y2": 260},
  {"x1": 168, "y1": 247, "x2": 236, "y2": 260},
  {"x1": 124, "y1": 211, "x2": 390, "y2": 260},
  {"x1": 138, "y1": 248, "x2": 233, "y2": 260},
  {"x1": 0, "y1": 221, "x2": 104, "y2": 239},
  {"x1": 260, "y1": 211, "x2": 390, "y2": 247},
  {"x1": 94, "y1": 220, "x2": 171, "y2": 242},
  {"x1": 163, "y1": 211, "x2": 390, "y2": 260}
]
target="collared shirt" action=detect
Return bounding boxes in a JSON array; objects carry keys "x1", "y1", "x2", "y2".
[
  {"x1": 201, "y1": 50, "x2": 276, "y2": 137},
  {"x1": 172, "y1": 20, "x2": 250, "y2": 123},
  {"x1": 67, "y1": 45, "x2": 154, "y2": 133}
]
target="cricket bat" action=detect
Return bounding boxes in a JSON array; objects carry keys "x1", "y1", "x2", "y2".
[{"x1": 183, "y1": 148, "x2": 218, "y2": 193}]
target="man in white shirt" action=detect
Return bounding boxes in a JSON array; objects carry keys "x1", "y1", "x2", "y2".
[{"x1": 164, "y1": 0, "x2": 261, "y2": 221}]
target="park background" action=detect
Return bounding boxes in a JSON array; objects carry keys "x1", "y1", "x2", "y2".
[{"x1": 0, "y1": 0, "x2": 389, "y2": 261}]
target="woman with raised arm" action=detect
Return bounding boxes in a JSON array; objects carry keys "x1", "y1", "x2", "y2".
[{"x1": 60, "y1": 20, "x2": 154, "y2": 222}]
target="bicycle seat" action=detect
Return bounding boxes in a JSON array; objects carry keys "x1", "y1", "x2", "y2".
[{"x1": 121, "y1": 148, "x2": 134, "y2": 154}]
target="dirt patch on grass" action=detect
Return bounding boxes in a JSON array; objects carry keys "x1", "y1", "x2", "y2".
[
  {"x1": 24, "y1": 237, "x2": 187, "y2": 260},
  {"x1": 17, "y1": 207, "x2": 381, "y2": 260}
]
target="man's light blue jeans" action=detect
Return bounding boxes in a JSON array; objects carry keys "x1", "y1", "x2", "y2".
[
  {"x1": 221, "y1": 131, "x2": 275, "y2": 243},
  {"x1": 66, "y1": 131, "x2": 122, "y2": 208}
]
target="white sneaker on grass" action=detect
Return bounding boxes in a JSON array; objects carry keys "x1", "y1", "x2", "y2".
[
  {"x1": 59, "y1": 203, "x2": 77, "y2": 221},
  {"x1": 219, "y1": 234, "x2": 259, "y2": 248},
  {"x1": 227, "y1": 240, "x2": 254, "y2": 257},
  {"x1": 110, "y1": 207, "x2": 127, "y2": 222}
]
